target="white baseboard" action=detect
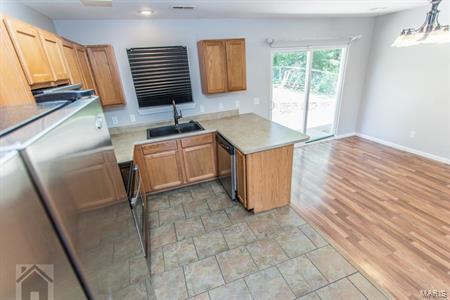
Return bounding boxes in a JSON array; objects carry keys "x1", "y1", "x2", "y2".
[
  {"x1": 335, "y1": 132, "x2": 357, "y2": 139},
  {"x1": 355, "y1": 133, "x2": 450, "y2": 165},
  {"x1": 298, "y1": 132, "x2": 356, "y2": 146}
]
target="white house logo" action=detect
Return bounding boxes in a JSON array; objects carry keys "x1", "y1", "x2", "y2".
[{"x1": 16, "y1": 264, "x2": 54, "y2": 300}]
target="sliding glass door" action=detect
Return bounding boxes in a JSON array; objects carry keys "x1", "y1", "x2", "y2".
[
  {"x1": 271, "y1": 47, "x2": 345, "y2": 142},
  {"x1": 271, "y1": 50, "x2": 308, "y2": 132}
]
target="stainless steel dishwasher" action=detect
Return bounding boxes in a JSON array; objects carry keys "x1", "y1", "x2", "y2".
[{"x1": 216, "y1": 134, "x2": 237, "y2": 201}]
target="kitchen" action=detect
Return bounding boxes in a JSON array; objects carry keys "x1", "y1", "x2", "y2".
[{"x1": 1, "y1": 1, "x2": 449, "y2": 300}]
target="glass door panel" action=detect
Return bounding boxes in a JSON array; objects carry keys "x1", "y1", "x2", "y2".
[
  {"x1": 271, "y1": 50, "x2": 308, "y2": 131},
  {"x1": 305, "y1": 48, "x2": 343, "y2": 141}
]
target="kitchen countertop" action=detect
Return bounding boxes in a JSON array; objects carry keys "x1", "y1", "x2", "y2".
[
  {"x1": 110, "y1": 112, "x2": 309, "y2": 163},
  {"x1": 200, "y1": 113, "x2": 309, "y2": 154}
]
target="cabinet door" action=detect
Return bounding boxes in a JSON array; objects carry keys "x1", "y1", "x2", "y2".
[
  {"x1": 62, "y1": 39, "x2": 84, "y2": 86},
  {"x1": 75, "y1": 45, "x2": 97, "y2": 92},
  {"x1": 0, "y1": 16, "x2": 34, "y2": 105},
  {"x1": 198, "y1": 40, "x2": 227, "y2": 94},
  {"x1": 87, "y1": 45, "x2": 126, "y2": 107},
  {"x1": 39, "y1": 30, "x2": 70, "y2": 82},
  {"x1": 182, "y1": 143, "x2": 217, "y2": 183},
  {"x1": 144, "y1": 150, "x2": 185, "y2": 191},
  {"x1": 226, "y1": 39, "x2": 246, "y2": 91},
  {"x1": 236, "y1": 149, "x2": 247, "y2": 207},
  {"x1": 4, "y1": 17, "x2": 54, "y2": 85}
]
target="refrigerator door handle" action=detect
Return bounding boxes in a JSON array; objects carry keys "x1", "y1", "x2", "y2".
[{"x1": 95, "y1": 116, "x2": 103, "y2": 129}]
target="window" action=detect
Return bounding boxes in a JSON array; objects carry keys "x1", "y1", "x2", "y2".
[{"x1": 127, "y1": 46, "x2": 193, "y2": 108}]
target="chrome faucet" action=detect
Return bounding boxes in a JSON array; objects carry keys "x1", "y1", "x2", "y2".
[{"x1": 172, "y1": 100, "x2": 183, "y2": 125}]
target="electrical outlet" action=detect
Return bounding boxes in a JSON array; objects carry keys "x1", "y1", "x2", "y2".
[
  {"x1": 409, "y1": 130, "x2": 416, "y2": 138},
  {"x1": 111, "y1": 116, "x2": 118, "y2": 125},
  {"x1": 219, "y1": 103, "x2": 224, "y2": 111},
  {"x1": 200, "y1": 105, "x2": 205, "y2": 113},
  {"x1": 235, "y1": 100, "x2": 240, "y2": 108},
  {"x1": 253, "y1": 97, "x2": 260, "y2": 105},
  {"x1": 130, "y1": 114, "x2": 136, "y2": 122}
]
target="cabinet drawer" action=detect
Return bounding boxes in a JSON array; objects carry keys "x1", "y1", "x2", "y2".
[
  {"x1": 142, "y1": 140, "x2": 178, "y2": 155},
  {"x1": 181, "y1": 134, "x2": 213, "y2": 148}
]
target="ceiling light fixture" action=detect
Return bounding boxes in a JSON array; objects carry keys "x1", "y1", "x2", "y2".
[
  {"x1": 392, "y1": 0, "x2": 449, "y2": 47},
  {"x1": 140, "y1": 10, "x2": 153, "y2": 16}
]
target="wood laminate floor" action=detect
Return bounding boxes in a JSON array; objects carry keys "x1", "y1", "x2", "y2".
[{"x1": 291, "y1": 137, "x2": 450, "y2": 300}]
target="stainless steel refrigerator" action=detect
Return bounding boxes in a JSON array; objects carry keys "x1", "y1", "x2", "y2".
[{"x1": 0, "y1": 95, "x2": 152, "y2": 299}]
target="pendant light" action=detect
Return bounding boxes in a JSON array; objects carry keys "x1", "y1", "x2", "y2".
[{"x1": 392, "y1": 0, "x2": 449, "y2": 47}]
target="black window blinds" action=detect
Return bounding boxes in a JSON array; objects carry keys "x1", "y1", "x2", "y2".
[{"x1": 127, "y1": 46, "x2": 193, "y2": 107}]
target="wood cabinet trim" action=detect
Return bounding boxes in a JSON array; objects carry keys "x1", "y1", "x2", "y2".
[
  {"x1": 181, "y1": 133, "x2": 214, "y2": 148},
  {"x1": 236, "y1": 149, "x2": 247, "y2": 207},
  {"x1": 133, "y1": 145, "x2": 152, "y2": 194},
  {"x1": 142, "y1": 140, "x2": 178, "y2": 155}
]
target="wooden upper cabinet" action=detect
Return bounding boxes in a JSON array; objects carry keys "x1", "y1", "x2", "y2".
[
  {"x1": 39, "y1": 30, "x2": 70, "y2": 82},
  {"x1": 0, "y1": 15, "x2": 34, "y2": 105},
  {"x1": 75, "y1": 45, "x2": 97, "y2": 92},
  {"x1": 225, "y1": 39, "x2": 246, "y2": 91},
  {"x1": 61, "y1": 39, "x2": 84, "y2": 87},
  {"x1": 197, "y1": 38, "x2": 246, "y2": 95},
  {"x1": 3, "y1": 16, "x2": 54, "y2": 86},
  {"x1": 87, "y1": 45, "x2": 126, "y2": 107},
  {"x1": 197, "y1": 40, "x2": 227, "y2": 94}
]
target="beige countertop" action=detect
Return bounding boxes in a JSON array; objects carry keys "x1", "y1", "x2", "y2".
[
  {"x1": 200, "y1": 113, "x2": 309, "y2": 154},
  {"x1": 110, "y1": 112, "x2": 309, "y2": 163}
]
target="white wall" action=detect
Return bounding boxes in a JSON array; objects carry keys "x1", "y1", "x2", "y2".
[
  {"x1": 358, "y1": 3, "x2": 450, "y2": 161},
  {"x1": 55, "y1": 17, "x2": 374, "y2": 134},
  {"x1": 0, "y1": 2, "x2": 55, "y2": 32}
]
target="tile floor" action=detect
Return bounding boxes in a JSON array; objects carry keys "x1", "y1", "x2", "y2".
[{"x1": 147, "y1": 180, "x2": 388, "y2": 300}]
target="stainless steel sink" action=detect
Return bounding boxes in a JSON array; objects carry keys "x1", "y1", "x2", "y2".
[{"x1": 147, "y1": 121, "x2": 204, "y2": 139}]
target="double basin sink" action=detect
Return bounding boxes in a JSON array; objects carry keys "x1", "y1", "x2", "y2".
[{"x1": 147, "y1": 121, "x2": 204, "y2": 139}]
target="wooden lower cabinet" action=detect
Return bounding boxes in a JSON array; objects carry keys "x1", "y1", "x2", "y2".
[
  {"x1": 144, "y1": 149, "x2": 185, "y2": 191},
  {"x1": 235, "y1": 149, "x2": 247, "y2": 206},
  {"x1": 135, "y1": 132, "x2": 294, "y2": 213},
  {"x1": 237, "y1": 145, "x2": 294, "y2": 213},
  {"x1": 136, "y1": 133, "x2": 216, "y2": 193},
  {"x1": 182, "y1": 143, "x2": 216, "y2": 183},
  {"x1": 64, "y1": 150, "x2": 126, "y2": 211}
]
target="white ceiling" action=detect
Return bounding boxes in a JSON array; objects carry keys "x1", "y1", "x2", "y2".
[{"x1": 18, "y1": 0, "x2": 429, "y2": 20}]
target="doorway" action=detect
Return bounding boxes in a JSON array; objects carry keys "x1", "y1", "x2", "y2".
[{"x1": 271, "y1": 47, "x2": 346, "y2": 142}]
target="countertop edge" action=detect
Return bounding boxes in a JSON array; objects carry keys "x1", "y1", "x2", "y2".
[{"x1": 127, "y1": 128, "x2": 308, "y2": 155}]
